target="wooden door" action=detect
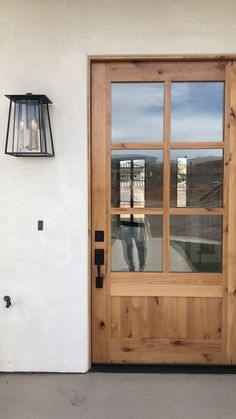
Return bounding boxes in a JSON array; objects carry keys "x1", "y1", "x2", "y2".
[{"x1": 91, "y1": 59, "x2": 236, "y2": 364}]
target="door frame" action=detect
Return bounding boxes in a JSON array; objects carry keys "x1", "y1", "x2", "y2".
[{"x1": 88, "y1": 55, "x2": 236, "y2": 367}]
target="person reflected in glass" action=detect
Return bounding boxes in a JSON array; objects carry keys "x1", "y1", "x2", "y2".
[
  {"x1": 118, "y1": 159, "x2": 150, "y2": 271},
  {"x1": 119, "y1": 215, "x2": 147, "y2": 271}
]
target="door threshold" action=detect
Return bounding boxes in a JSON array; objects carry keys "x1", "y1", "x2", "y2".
[{"x1": 91, "y1": 364, "x2": 236, "y2": 374}]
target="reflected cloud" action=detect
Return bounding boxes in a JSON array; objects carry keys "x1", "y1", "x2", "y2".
[
  {"x1": 171, "y1": 82, "x2": 224, "y2": 141},
  {"x1": 112, "y1": 83, "x2": 164, "y2": 142}
]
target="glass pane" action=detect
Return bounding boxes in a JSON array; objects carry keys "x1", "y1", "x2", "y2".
[
  {"x1": 171, "y1": 82, "x2": 224, "y2": 142},
  {"x1": 111, "y1": 215, "x2": 163, "y2": 272},
  {"x1": 111, "y1": 83, "x2": 164, "y2": 142},
  {"x1": 10, "y1": 99, "x2": 42, "y2": 154},
  {"x1": 111, "y1": 150, "x2": 163, "y2": 208},
  {"x1": 170, "y1": 215, "x2": 222, "y2": 272},
  {"x1": 170, "y1": 149, "x2": 223, "y2": 208}
]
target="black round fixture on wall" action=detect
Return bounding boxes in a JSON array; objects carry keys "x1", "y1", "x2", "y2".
[{"x1": 3, "y1": 296, "x2": 11, "y2": 308}]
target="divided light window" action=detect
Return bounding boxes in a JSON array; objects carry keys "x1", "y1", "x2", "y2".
[{"x1": 111, "y1": 80, "x2": 225, "y2": 274}]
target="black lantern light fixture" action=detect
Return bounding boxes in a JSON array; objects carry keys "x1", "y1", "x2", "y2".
[{"x1": 5, "y1": 93, "x2": 54, "y2": 157}]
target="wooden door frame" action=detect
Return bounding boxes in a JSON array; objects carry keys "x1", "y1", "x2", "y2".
[{"x1": 88, "y1": 55, "x2": 236, "y2": 367}]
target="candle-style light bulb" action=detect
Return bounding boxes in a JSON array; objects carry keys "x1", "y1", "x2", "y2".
[
  {"x1": 30, "y1": 118, "x2": 39, "y2": 150},
  {"x1": 18, "y1": 119, "x2": 25, "y2": 149}
]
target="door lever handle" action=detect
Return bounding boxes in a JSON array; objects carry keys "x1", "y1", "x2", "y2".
[
  {"x1": 3, "y1": 296, "x2": 11, "y2": 308},
  {"x1": 95, "y1": 249, "x2": 104, "y2": 288}
]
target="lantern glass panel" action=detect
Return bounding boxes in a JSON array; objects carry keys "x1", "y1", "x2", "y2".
[
  {"x1": 41, "y1": 104, "x2": 53, "y2": 155},
  {"x1": 13, "y1": 99, "x2": 41, "y2": 154}
]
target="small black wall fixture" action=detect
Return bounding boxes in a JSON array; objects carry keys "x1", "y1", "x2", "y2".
[{"x1": 5, "y1": 93, "x2": 54, "y2": 157}]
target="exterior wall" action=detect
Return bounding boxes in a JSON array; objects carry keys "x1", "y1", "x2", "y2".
[{"x1": 0, "y1": 0, "x2": 236, "y2": 372}]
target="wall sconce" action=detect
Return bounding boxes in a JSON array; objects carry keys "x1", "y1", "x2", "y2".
[{"x1": 5, "y1": 93, "x2": 54, "y2": 157}]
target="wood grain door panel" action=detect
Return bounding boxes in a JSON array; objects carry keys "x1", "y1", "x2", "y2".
[{"x1": 91, "y1": 59, "x2": 236, "y2": 365}]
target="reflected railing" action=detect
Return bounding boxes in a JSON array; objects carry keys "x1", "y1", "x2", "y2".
[
  {"x1": 119, "y1": 159, "x2": 145, "y2": 208},
  {"x1": 200, "y1": 184, "x2": 223, "y2": 208}
]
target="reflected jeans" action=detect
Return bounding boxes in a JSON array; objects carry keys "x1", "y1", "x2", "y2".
[{"x1": 120, "y1": 225, "x2": 147, "y2": 271}]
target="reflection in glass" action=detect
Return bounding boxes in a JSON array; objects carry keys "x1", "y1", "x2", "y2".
[
  {"x1": 111, "y1": 215, "x2": 163, "y2": 272},
  {"x1": 112, "y1": 150, "x2": 163, "y2": 208},
  {"x1": 170, "y1": 215, "x2": 222, "y2": 272},
  {"x1": 112, "y1": 83, "x2": 164, "y2": 142},
  {"x1": 171, "y1": 82, "x2": 224, "y2": 141},
  {"x1": 170, "y1": 150, "x2": 223, "y2": 208},
  {"x1": 176, "y1": 156, "x2": 187, "y2": 207}
]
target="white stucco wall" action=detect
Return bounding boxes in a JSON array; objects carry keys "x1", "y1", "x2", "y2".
[{"x1": 0, "y1": 0, "x2": 236, "y2": 372}]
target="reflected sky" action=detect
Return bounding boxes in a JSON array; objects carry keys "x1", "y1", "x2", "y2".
[
  {"x1": 170, "y1": 148, "x2": 223, "y2": 160},
  {"x1": 111, "y1": 82, "x2": 224, "y2": 143},
  {"x1": 171, "y1": 82, "x2": 224, "y2": 141},
  {"x1": 112, "y1": 149, "x2": 163, "y2": 159},
  {"x1": 112, "y1": 83, "x2": 164, "y2": 142}
]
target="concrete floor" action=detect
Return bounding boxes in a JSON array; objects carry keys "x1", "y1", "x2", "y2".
[{"x1": 1, "y1": 372, "x2": 236, "y2": 419}]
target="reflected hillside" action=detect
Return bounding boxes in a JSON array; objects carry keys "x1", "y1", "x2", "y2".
[{"x1": 170, "y1": 152, "x2": 223, "y2": 208}]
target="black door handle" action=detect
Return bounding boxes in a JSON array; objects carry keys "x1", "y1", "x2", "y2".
[
  {"x1": 95, "y1": 249, "x2": 104, "y2": 288},
  {"x1": 3, "y1": 296, "x2": 11, "y2": 308}
]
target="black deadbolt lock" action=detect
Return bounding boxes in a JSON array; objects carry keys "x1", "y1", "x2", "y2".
[{"x1": 95, "y1": 230, "x2": 104, "y2": 242}]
